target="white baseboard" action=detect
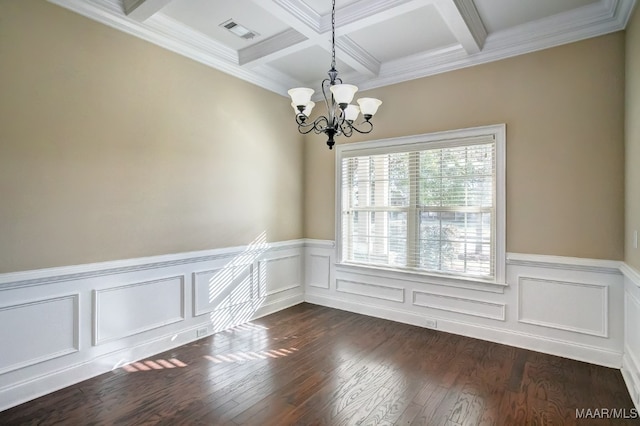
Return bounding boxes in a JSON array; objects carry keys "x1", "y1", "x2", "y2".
[
  {"x1": 622, "y1": 351, "x2": 640, "y2": 411},
  {"x1": 305, "y1": 293, "x2": 622, "y2": 368}
]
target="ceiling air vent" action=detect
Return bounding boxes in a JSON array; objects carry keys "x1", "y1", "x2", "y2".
[{"x1": 220, "y1": 19, "x2": 259, "y2": 40}]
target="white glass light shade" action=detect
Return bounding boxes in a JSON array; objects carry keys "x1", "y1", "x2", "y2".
[
  {"x1": 330, "y1": 84, "x2": 358, "y2": 105},
  {"x1": 357, "y1": 98, "x2": 382, "y2": 116},
  {"x1": 290, "y1": 101, "x2": 315, "y2": 117},
  {"x1": 303, "y1": 101, "x2": 315, "y2": 116},
  {"x1": 344, "y1": 104, "x2": 360, "y2": 121},
  {"x1": 288, "y1": 87, "x2": 314, "y2": 108}
]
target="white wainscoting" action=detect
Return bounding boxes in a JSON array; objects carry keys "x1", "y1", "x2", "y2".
[
  {"x1": 2, "y1": 238, "x2": 637, "y2": 413},
  {"x1": 305, "y1": 241, "x2": 625, "y2": 369},
  {"x1": 621, "y1": 263, "x2": 640, "y2": 410},
  {"x1": 0, "y1": 295, "x2": 79, "y2": 376},
  {"x1": 0, "y1": 239, "x2": 305, "y2": 412},
  {"x1": 94, "y1": 276, "x2": 186, "y2": 345}
]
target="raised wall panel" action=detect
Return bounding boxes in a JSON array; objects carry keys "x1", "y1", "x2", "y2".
[
  {"x1": 193, "y1": 264, "x2": 254, "y2": 316},
  {"x1": 626, "y1": 290, "x2": 640, "y2": 364},
  {"x1": 412, "y1": 290, "x2": 505, "y2": 320},
  {"x1": 94, "y1": 276, "x2": 185, "y2": 345},
  {"x1": 258, "y1": 255, "x2": 301, "y2": 297},
  {"x1": 518, "y1": 277, "x2": 608, "y2": 337},
  {"x1": 307, "y1": 254, "x2": 331, "y2": 289},
  {"x1": 336, "y1": 279, "x2": 404, "y2": 303},
  {"x1": 0, "y1": 295, "x2": 79, "y2": 375}
]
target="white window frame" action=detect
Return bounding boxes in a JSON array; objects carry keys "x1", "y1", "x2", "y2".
[{"x1": 335, "y1": 124, "x2": 506, "y2": 285}]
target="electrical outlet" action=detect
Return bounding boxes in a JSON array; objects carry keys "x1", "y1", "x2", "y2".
[
  {"x1": 425, "y1": 319, "x2": 437, "y2": 329},
  {"x1": 197, "y1": 327, "x2": 208, "y2": 337}
]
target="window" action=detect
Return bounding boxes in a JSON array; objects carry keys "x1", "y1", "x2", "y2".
[{"x1": 336, "y1": 124, "x2": 505, "y2": 283}]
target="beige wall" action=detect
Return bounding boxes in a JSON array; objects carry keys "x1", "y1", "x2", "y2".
[
  {"x1": 0, "y1": 0, "x2": 304, "y2": 273},
  {"x1": 305, "y1": 33, "x2": 625, "y2": 260},
  {"x1": 627, "y1": 5, "x2": 640, "y2": 269},
  {"x1": 0, "y1": 1, "x2": 627, "y2": 273}
]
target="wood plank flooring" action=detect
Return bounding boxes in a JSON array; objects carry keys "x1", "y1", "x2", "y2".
[{"x1": 0, "y1": 303, "x2": 637, "y2": 425}]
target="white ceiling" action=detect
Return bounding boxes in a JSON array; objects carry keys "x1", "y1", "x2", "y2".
[{"x1": 49, "y1": 0, "x2": 636, "y2": 97}]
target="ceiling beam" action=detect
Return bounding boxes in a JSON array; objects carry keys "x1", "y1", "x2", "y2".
[
  {"x1": 329, "y1": 0, "x2": 431, "y2": 34},
  {"x1": 246, "y1": 0, "x2": 427, "y2": 75},
  {"x1": 334, "y1": 37, "x2": 381, "y2": 77},
  {"x1": 123, "y1": 0, "x2": 174, "y2": 22},
  {"x1": 239, "y1": 29, "x2": 309, "y2": 66},
  {"x1": 435, "y1": 0, "x2": 487, "y2": 54},
  {"x1": 251, "y1": 0, "x2": 322, "y2": 36}
]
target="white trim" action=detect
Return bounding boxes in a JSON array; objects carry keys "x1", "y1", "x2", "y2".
[
  {"x1": 305, "y1": 293, "x2": 623, "y2": 368},
  {"x1": 623, "y1": 274, "x2": 640, "y2": 410},
  {"x1": 335, "y1": 123, "x2": 506, "y2": 285},
  {"x1": 257, "y1": 254, "x2": 302, "y2": 297},
  {"x1": 621, "y1": 262, "x2": 640, "y2": 284},
  {"x1": 47, "y1": 0, "x2": 636, "y2": 96},
  {"x1": 412, "y1": 290, "x2": 506, "y2": 320},
  {"x1": 264, "y1": 284, "x2": 301, "y2": 296},
  {"x1": 191, "y1": 264, "x2": 255, "y2": 317},
  {"x1": 508, "y1": 252, "x2": 622, "y2": 274},
  {"x1": 93, "y1": 276, "x2": 186, "y2": 345},
  {"x1": 304, "y1": 239, "x2": 336, "y2": 249},
  {"x1": 0, "y1": 239, "x2": 306, "y2": 412},
  {"x1": 622, "y1": 353, "x2": 640, "y2": 410},
  {"x1": 355, "y1": 0, "x2": 636, "y2": 92},
  {"x1": 0, "y1": 239, "x2": 306, "y2": 290},
  {"x1": 434, "y1": 0, "x2": 487, "y2": 54},
  {"x1": 516, "y1": 277, "x2": 609, "y2": 338},
  {"x1": 0, "y1": 294, "x2": 80, "y2": 376},
  {"x1": 0, "y1": 291, "x2": 303, "y2": 413},
  {"x1": 335, "y1": 263, "x2": 506, "y2": 293},
  {"x1": 307, "y1": 254, "x2": 332, "y2": 289},
  {"x1": 335, "y1": 278, "x2": 405, "y2": 302}
]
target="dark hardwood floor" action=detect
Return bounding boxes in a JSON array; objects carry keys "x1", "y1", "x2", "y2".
[{"x1": 0, "y1": 303, "x2": 637, "y2": 425}]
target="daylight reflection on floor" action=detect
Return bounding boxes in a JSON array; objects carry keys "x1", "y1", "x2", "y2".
[
  {"x1": 121, "y1": 358, "x2": 187, "y2": 372},
  {"x1": 204, "y1": 347, "x2": 298, "y2": 363}
]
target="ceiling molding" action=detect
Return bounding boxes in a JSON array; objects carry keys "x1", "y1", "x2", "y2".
[
  {"x1": 334, "y1": 37, "x2": 381, "y2": 77},
  {"x1": 352, "y1": 0, "x2": 635, "y2": 92},
  {"x1": 123, "y1": 0, "x2": 173, "y2": 21},
  {"x1": 48, "y1": 0, "x2": 636, "y2": 98},
  {"x1": 329, "y1": 0, "x2": 432, "y2": 34},
  {"x1": 239, "y1": 29, "x2": 309, "y2": 66},
  {"x1": 254, "y1": 0, "x2": 322, "y2": 35},
  {"x1": 434, "y1": 0, "x2": 487, "y2": 53}
]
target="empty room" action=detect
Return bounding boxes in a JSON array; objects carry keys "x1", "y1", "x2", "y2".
[{"x1": 1, "y1": 0, "x2": 640, "y2": 424}]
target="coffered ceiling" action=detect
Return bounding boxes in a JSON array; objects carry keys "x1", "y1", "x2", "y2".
[{"x1": 49, "y1": 0, "x2": 636, "y2": 96}]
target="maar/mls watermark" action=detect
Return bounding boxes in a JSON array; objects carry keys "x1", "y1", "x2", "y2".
[{"x1": 576, "y1": 408, "x2": 638, "y2": 419}]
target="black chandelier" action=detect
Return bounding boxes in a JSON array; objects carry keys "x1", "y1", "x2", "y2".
[{"x1": 288, "y1": 0, "x2": 382, "y2": 150}]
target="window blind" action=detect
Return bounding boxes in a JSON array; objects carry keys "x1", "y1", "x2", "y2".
[{"x1": 340, "y1": 134, "x2": 496, "y2": 280}]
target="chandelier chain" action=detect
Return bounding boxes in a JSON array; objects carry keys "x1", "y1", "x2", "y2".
[{"x1": 331, "y1": 0, "x2": 336, "y2": 70}]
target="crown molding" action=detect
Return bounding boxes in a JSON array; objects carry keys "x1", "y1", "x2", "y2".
[
  {"x1": 356, "y1": 0, "x2": 635, "y2": 92},
  {"x1": 48, "y1": 0, "x2": 636, "y2": 97}
]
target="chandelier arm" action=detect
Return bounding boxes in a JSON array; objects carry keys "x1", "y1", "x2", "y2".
[
  {"x1": 312, "y1": 115, "x2": 330, "y2": 133},
  {"x1": 296, "y1": 114, "x2": 329, "y2": 135},
  {"x1": 339, "y1": 119, "x2": 354, "y2": 137},
  {"x1": 348, "y1": 120, "x2": 374, "y2": 134}
]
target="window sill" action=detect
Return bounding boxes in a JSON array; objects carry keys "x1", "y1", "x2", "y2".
[{"x1": 335, "y1": 262, "x2": 508, "y2": 294}]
